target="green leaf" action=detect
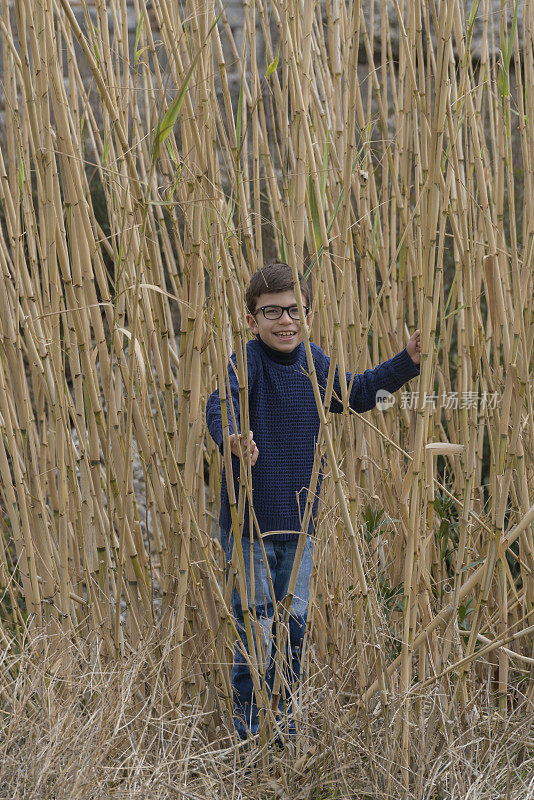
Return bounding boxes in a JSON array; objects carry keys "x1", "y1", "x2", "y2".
[
  {"x1": 320, "y1": 130, "x2": 330, "y2": 203},
  {"x1": 466, "y1": 0, "x2": 480, "y2": 42},
  {"x1": 88, "y1": 18, "x2": 101, "y2": 67},
  {"x1": 224, "y1": 192, "x2": 236, "y2": 242},
  {"x1": 444, "y1": 269, "x2": 458, "y2": 315},
  {"x1": 166, "y1": 140, "x2": 180, "y2": 167},
  {"x1": 308, "y1": 171, "x2": 322, "y2": 252},
  {"x1": 134, "y1": 12, "x2": 144, "y2": 66},
  {"x1": 153, "y1": 12, "x2": 222, "y2": 157},
  {"x1": 266, "y1": 40, "x2": 280, "y2": 80},
  {"x1": 153, "y1": 68, "x2": 196, "y2": 155},
  {"x1": 497, "y1": 68, "x2": 507, "y2": 100},
  {"x1": 280, "y1": 232, "x2": 287, "y2": 264},
  {"x1": 362, "y1": 505, "x2": 385, "y2": 536},
  {"x1": 443, "y1": 302, "x2": 468, "y2": 320},
  {"x1": 458, "y1": 599, "x2": 473, "y2": 630},
  {"x1": 461, "y1": 558, "x2": 485, "y2": 572},
  {"x1": 235, "y1": 62, "x2": 245, "y2": 162},
  {"x1": 164, "y1": 163, "x2": 185, "y2": 207},
  {"x1": 103, "y1": 133, "x2": 110, "y2": 165},
  {"x1": 506, "y1": 0, "x2": 519, "y2": 73},
  {"x1": 438, "y1": 518, "x2": 450, "y2": 538},
  {"x1": 498, "y1": 0, "x2": 518, "y2": 100},
  {"x1": 303, "y1": 145, "x2": 365, "y2": 277}
]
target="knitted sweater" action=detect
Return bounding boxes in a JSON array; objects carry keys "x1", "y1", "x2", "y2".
[{"x1": 206, "y1": 336, "x2": 419, "y2": 540}]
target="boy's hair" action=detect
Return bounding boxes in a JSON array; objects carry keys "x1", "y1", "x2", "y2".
[{"x1": 245, "y1": 263, "x2": 311, "y2": 314}]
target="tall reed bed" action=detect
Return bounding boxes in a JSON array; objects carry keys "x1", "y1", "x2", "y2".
[{"x1": 0, "y1": 0, "x2": 533, "y2": 788}]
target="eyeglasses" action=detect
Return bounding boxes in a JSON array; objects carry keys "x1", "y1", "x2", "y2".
[{"x1": 254, "y1": 304, "x2": 309, "y2": 320}]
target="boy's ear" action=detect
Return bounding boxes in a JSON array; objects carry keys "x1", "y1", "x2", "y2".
[{"x1": 246, "y1": 313, "x2": 259, "y2": 335}]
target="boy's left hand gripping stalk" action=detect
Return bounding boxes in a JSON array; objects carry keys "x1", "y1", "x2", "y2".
[{"x1": 229, "y1": 431, "x2": 259, "y2": 466}]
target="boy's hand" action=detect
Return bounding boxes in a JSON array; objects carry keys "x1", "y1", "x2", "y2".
[
  {"x1": 406, "y1": 329, "x2": 421, "y2": 365},
  {"x1": 229, "y1": 432, "x2": 259, "y2": 466}
]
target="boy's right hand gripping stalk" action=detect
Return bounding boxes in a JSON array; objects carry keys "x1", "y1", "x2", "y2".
[{"x1": 229, "y1": 431, "x2": 259, "y2": 466}]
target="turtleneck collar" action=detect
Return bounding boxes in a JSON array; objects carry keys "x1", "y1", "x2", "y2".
[{"x1": 256, "y1": 336, "x2": 302, "y2": 365}]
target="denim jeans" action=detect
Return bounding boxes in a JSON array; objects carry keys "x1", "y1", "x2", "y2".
[{"x1": 220, "y1": 530, "x2": 313, "y2": 740}]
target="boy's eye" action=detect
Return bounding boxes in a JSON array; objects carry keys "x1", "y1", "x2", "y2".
[{"x1": 263, "y1": 306, "x2": 281, "y2": 319}]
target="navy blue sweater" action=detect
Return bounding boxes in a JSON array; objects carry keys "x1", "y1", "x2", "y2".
[{"x1": 206, "y1": 337, "x2": 419, "y2": 540}]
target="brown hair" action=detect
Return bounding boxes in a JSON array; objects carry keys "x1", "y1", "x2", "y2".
[{"x1": 245, "y1": 262, "x2": 312, "y2": 314}]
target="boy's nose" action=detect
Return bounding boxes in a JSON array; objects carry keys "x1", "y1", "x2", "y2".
[{"x1": 279, "y1": 309, "x2": 293, "y2": 322}]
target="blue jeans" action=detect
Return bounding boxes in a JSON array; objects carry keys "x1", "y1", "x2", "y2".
[{"x1": 221, "y1": 530, "x2": 313, "y2": 740}]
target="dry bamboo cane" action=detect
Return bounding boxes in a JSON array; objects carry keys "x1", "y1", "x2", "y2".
[{"x1": 362, "y1": 500, "x2": 534, "y2": 709}]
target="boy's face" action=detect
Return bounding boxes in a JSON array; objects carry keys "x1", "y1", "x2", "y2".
[{"x1": 246, "y1": 289, "x2": 312, "y2": 352}]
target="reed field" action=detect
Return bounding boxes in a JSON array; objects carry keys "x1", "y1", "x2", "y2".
[{"x1": 0, "y1": 0, "x2": 533, "y2": 796}]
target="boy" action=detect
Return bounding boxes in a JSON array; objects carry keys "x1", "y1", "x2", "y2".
[{"x1": 206, "y1": 262, "x2": 421, "y2": 741}]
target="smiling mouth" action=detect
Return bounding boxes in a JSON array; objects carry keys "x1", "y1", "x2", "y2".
[{"x1": 274, "y1": 332, "x2": 296, "y2": 338}]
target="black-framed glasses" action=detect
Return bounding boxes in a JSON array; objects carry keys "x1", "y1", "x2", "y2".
[{"x1": 254, "y1": 304, "x2": 309, "y2": 320}]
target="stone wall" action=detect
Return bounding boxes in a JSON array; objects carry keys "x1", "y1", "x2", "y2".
[{"x1": 67, "y1": 0, "x2": 525, "y2": 61}]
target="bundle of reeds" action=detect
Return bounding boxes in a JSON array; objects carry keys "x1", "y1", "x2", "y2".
[{"x1": 0, "y1": 0, "x2": 532, "y2": 787}]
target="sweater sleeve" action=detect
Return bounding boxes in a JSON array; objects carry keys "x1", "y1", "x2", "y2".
[
  {"x1": 206, "y1": 347, "x2": 257, "y2": 452},
  {"x1": 328, "y1": 347, "x2": 420, "y2": 414}
]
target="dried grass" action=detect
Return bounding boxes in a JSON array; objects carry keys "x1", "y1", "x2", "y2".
[{"x1": 1, "y1": 630, "x2": 534, "y2": 799}]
